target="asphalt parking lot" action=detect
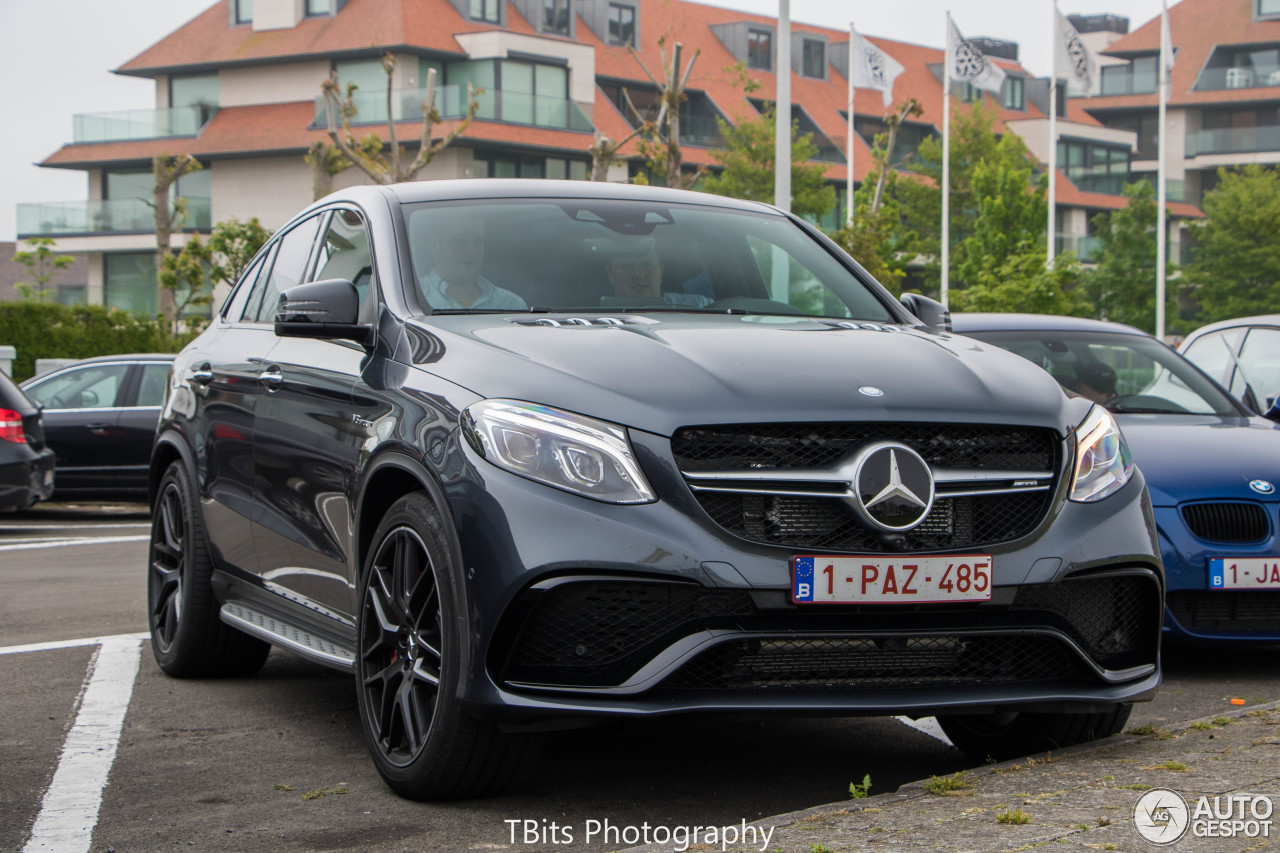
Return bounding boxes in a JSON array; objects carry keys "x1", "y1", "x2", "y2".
[{"x1": 3, "y1": 505, "x2": 1278, "y2": 853}]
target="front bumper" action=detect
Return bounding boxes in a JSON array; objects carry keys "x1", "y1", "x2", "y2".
[{"x1": 443, "y1": 431, "x2": 1163, "y2": 721}]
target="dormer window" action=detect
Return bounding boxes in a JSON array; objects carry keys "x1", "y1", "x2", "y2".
[
  {"x1": 747, "y1": 29, "x2": 772, "y2": 71},
  {"x1": 801, "y1": 38, "x2": 825, "y2": 78},
  {"x1": 1002, "y1": 75, "x2": 1025, "y2": 110},
  {"x1": 470, "y1": 0, "x2": 501, "y2": 23},
  {"x1": 305, "y1": 0, "x2": 333, "y2": 15},
  {"x1": 608, "y1": 3, "x2": 636, "y2": 46},
  {"x1": 234, "y1": 0, "x2": 253, "y2": 25},
  {"x1": 543, "y1": 0, "x2": 569, "y2": 35},
  {"x1": 1260, "y1": 0, "x2": 1280, "y2": 18}
]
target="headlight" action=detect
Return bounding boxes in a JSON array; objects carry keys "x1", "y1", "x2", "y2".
[
  {"x1": 461, "y1": 400, "x2": 656, "y2": 504},
  {"x1": 1070, "y1": 405, "x2": 1134, "y2": 503}
]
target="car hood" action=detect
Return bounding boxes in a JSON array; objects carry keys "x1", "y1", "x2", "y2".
[
  {"x1": 1117, "y1": 415, "x2": 1280, "y2": 505},
  {"x1": 405, "y1": 314, "x2": 1086, "y2": 438}
]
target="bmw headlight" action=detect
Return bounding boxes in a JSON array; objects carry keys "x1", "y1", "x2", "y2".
[
  {"x1": 462, "y1": 400, "x2": 656, "y2": 504},
  {"x1": 1070, "y1": 405, "x2": 1134, "y2": 503}
]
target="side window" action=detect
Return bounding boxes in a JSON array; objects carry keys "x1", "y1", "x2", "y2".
[
  {"x1": 135, "y1": 363, "x2": 171, "y2": 408},
  {"x1": 241, "y1": 243, "x2": 279, "y2": 324},
  {"x1": 222, "y1": 251, "x2": 269, "y2": 322},
  {"x1": 314, "y1": 209, "x2": 378, "y2": 323},
  {"x1": 1182, "y1": 331, "x2": 1235, "y2": 387},
  {"x1": 251, "y1": 214, "x2": 325, "y2": 323},
  {"x1": 1237, "y1": 327, "x2": 1280, "y2": 405},
  {"x1": 25, "y1": 364, "x2": 131, "y2": 410}
]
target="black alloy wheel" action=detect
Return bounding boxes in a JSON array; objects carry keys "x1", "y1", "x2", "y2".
[
  {"x1": 355, "y1": 492, "x2": 542, "y2": 800},
  {"x1": 147, "y1": 461, "x2": 270, "y2": 678}
]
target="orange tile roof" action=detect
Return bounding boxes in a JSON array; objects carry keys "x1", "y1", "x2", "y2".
[{"x1": 1084, "y1": 0, "x2": 1280, "y2": 110}]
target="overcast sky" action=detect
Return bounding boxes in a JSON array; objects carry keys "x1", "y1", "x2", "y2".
[{"x1": 0, "y1": 0, "x2": 1175, "y2": 242}]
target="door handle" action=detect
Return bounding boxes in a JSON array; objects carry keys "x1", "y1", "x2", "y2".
[
  {"x1": 190, "y1": 366, "x2": 213, "y2": 386},
  {"x1": 258, "y1": 367, "x2": 284, "y2": 391},
  {"x1": 86, "y1": 422, "x2": 112, "y2": 435}
]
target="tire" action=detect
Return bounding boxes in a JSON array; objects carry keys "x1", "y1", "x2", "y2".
[
  {"x1": 148, "y1": 461, "x2": 271, "y2": 678},
  {"x1": 356, "y1": 492, "x2": 542, "y2": 800},
  {"x1": 937, "y1": 703, "x2": 1133, "y2": 763}
]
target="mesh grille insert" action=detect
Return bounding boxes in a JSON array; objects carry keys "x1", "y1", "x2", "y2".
[{"x1": 1181, "y1": 503, "x2": 1270, "y2": 544}]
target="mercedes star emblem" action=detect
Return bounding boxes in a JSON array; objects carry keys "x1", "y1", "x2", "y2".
[{"x1": 849, "y1": 442, "x2": 936, "y2": 532}]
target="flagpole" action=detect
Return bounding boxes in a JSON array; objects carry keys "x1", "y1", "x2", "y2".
[
  {"x1": 1047, "y1": 2, "x2": 1058, "y2": 266},
  {"x1": 942, "y1": 11, "x2": 951, "y2": 309},
  {"x1": 775, "y1": 0, "x2": 792, "y2": 212},
  {"x1": 847, "y1": 22, "x2": 855, "y2": 228},
  {"x1": 1155, "y1": 0, "x2": 1169, "y2": 341}
]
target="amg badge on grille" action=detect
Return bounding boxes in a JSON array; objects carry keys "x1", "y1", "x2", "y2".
[{"x1": 850, "y1": 442, "x2": 936, "y2": 532}]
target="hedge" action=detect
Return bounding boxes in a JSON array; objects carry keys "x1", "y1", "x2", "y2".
[{"x1": 0, "y1": 302, "x2": 198, "y2": 382}]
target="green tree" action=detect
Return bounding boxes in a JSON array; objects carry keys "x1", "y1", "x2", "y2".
[
  {"x1": 158, "y1": 217, "x2": 271, "y2": 333},
  {"x1": 1077, "y1": 181, "x2": 1177, "y2": 331},
  {"x1": 11, "y1": 237, "x2": 74, "y2": 301},
  {"x1": 701, "y1": 106, "x2": 835, "y2": 221},
  {"x1": 1187, "y1": 164, "x2": 1280, "y2": 324}
]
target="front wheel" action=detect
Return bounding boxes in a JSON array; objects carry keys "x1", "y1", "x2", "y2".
[
  {"x1": 937, "y1": 704, "x2": 1133, "y2": 763},
  {"x1": 355, "y1": 492, "x2": 541, "y2": 800}
]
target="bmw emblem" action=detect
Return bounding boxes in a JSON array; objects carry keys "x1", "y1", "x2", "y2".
[
  {"x1": 858, "y1": 386, "x2": 884, "y2": 398},
  {"x1": 848, "y1": 442, "x2": 935, "y2": 532},
  {"x1": 1250, "y1": 479, "x2": 1275, "y2": 495}
]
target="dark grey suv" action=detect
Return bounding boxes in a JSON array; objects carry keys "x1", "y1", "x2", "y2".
[{"x1": 148, "y1": 181, "x2": 1163, "y2": 800}]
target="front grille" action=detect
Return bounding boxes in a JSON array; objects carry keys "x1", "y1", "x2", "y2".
[
  {"x1": 1167, "y1": 591, "x2": 1280, "y2": 634},
  {"x1": 664, "y1": 635, "x2": 1087, "y2": 691},
  {"x1": 673, "y1": 423, "x2": 1058, "y2": 553},
  {"x1": 1181, "y1": 503, "x2": 1270, "y2": 544},
  {"x1": 501, "y1": 581, "x2": 756, "y2": 687}
]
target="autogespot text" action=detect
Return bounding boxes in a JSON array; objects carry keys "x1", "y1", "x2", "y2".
[{"x1": 504, "y1": 818, "x2": 776, "y2": 851}]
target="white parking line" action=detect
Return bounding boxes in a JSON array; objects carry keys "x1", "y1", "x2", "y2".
[
  {"x1": 895, "y1": 715, "x2": 955, "y2": 747},
  {"x1": 0, "y1": 523, "x2": 150, "y2": 531},
  {"x1": 0, "y1": 535, "x2": 149, "y2": 553},
  {"x1": 22, "y1": 636, "x2": 143, "y2": 853},
  {"x1": 0, "y1": 633, "x2": 150, "y2": 657}
]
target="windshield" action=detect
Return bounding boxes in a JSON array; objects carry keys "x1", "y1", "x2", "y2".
[
  {"x1": 965, "y1": 329, "x2": 1241, "y2": 417},
  {"x1": 400, "y1": 199, "x2": 895, "y2": 321}
]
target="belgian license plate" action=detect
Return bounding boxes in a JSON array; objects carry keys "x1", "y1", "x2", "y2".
[
  {"x1": 792, "y1": 555, "x2": 993, "y2": 604},
  {"x1": 1209, "y1": 558, "x2": 1280, "y2": 590}
]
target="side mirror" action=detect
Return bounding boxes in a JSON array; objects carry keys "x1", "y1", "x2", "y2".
[
  {"x1": 275, "y1": 279, "x2": 372, "y2": 344},
  {"x1": 899, "y1": 293, "x2": 952, "y2": 332}
]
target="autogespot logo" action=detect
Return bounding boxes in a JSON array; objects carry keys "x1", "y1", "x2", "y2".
[{"x1": 1134, "y1": 788, "x2": 1190, "y2": 845}]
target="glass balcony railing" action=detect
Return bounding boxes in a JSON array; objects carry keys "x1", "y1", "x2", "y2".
[
  {"x1": 1067, "y1": 173, "x2": 1186, "y2": 202},
  {"x1": 73, "y1": 105, "x2": 217, "y2": 143},
  {"x1": 1098, "y1": 69, "x2": 1158, "y2": 96},
  {"x1": 1188, "y1": 125, "x2": 1280, "y2": 156},
  {"x1": 314, "y1": 85, "x2": 593, "y2": 132},
  {"x1": 16, "y1": 197, "x2": 212, "y2": 238},
  {"x1": 1056, "y1": 234, "x2": 1102, "y2": 262},
  {"x1": 1195, "y1": 66, "x2": 1280, "y2": 91}
]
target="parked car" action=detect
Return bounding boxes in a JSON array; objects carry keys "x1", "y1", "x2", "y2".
[
  {"x1": 0, "y1": 370, "x2": 55, "y2": 511},
  {"x1": 149, "y1": 181, "x2": 1163, "y2": 799},
  {"x1": 20, "y1": 354, "x2": 174, "y2": 501},
  {"x1": 952, "y1": 313, "x2": 1280, "y2": 645},
  {"x1": 1179, "y1": 314, "x2": 1280, "y2": 418}
]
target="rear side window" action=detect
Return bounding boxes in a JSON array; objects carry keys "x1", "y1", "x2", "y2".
[
  {"x1": 25, "y1": 364, "x2": 131, "y2": 410},
  {"x1": 136, "y1": 363, "x2": 171, "y2": 407},
  {"x1": 248, "y1": 214, "x2": 325, "y2": 323}
]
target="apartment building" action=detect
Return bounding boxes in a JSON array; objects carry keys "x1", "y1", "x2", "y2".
[{"x1": 19, "y1": 0, "x2": 1198, "y2": 314}]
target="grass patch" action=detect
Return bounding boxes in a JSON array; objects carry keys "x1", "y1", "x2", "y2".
[
  {"x1": 997, "y1": 810, "x2": 1031, "y2": 825},
  {"x1": 848, "y1": 773, "x2": 872, "y2": 799},
  {"x1": 1144, "y1": 760, "x2": 1188, "y2": 771},
  {"x1": 301, "y1": 786, "x2": 349, "y2": 801},
  {"x1": 809, "y1": 844, "x2": 834, "y2": 853},
  {"x1": 923, "y1": 770, "x2": 973, "y2": 795},
  {"x1": 1117, "y1": 783, "x2": 1152, "y2": 790},
  {"x1": 1127, "y1": 723, "x2": 1173, "y2": 739}
]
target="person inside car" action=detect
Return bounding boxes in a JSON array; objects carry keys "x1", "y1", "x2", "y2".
[
  {"x1": 420, "y1": 217, "x2": 526, "y2": 310},
  {"x1": 1074, "y1": 362, "x2": 1119, "y2": 405},
  {"x1": 604, "y1": 238, "x2": 711, "y2": 307}
]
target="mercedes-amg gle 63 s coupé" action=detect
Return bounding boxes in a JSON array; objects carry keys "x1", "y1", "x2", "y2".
[{"x1": 148, "y1": 181, "x2": 1162, "y2": 800}]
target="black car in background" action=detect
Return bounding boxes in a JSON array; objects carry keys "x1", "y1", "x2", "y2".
[
  {"x1": 0, "y1": 370, "x2": 54, "y2": 511},
  {"x1": 148, "y1": 181, "x2": 1164, "y2": 800},
  {"x1": 21, "y1": 354, "x2": 174, "y2": 501}
]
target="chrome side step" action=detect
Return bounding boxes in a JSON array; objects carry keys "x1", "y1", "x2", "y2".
[{"x1": 221, "y1": 602, "x2": 355, "y2": 671}]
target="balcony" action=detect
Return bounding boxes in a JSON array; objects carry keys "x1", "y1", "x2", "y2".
[
  {"x1": 1098, "y1": 68, "x2": 1157, "y2": 96},
  {"x1": 1056, "y1": 234, "x2": 1101, "y2": 262},
  {"x1": 313, "y1": 85, "x2": 593, "y2": 132},
  {"x1": 16, "y1": 197, "x2": 212, "y2": 238},
  {"x1": 1195, "y1": 66, "x2": 1280, "y2": 91},
  {"x1": 73, "y1": 105, "x2": 217, "y2": 143},
  {"x1": 1068, "y1": 173, "x2": 1187, "y2": 201},
  {"x1": 1188, "y1": 125, "x2": 1280, "y2": 156}
]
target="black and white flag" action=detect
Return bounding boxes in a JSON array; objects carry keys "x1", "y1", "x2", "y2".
[
  {"x1": 851, "y1": 27, "x2": 905, "y2": 107},
  {"x1": 1054, "y1": 10, "x2": 1095, "y2": 91},
  {"x1": 946, "y1": 19, "x2": 1006, "y2": 95}
]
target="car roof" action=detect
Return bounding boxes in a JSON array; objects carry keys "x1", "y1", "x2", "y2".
[
  {"x1": 1182, "y1": 315, "x2": 1280, "y2": 342},
  {"x1": 47, "y1": 353, "x2": 175, "y2": 364},
  {"x1": 950, "y1": 313, "x2": 1153, "y2": 337}
]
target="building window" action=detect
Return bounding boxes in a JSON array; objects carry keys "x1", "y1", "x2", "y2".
[
  {"x1": 1100, "y1": 55, "x2": 1158, "y2": 95},
  {"x1": 1056, "y1": 138, "x2": 1132, "y2": 195},
  {"x1": 955, "y1": 81, "x2": 982, "y2": 103},
  {"x1": 234, "y1": 0, "x2": 252, "y2": 24},
  {"x1": 104, "y1": 253, "x2": 159, "y2": 317},
  {"x1": 747, "y1": 29, "x2": 772, "y2": 71},
  {"x1": 608, "y1": 3, "x2": 636, "y2": 47},
  {"x1": 469, "y1": 0, "x2": 501, "y2": 23},
  {"x1": 801, "y1": 39, "x2": 825, "y2": 78},
  {"x1": 475, "y1": 152, "x2": 588, "y2": 179},
  {"x1": 1002, "y1": 76, "x2": 1025, "y2": 110},
  {"x1": 1260, "y1": 0, "x2": 1280, "y2": 18},
  {"x1": 542, "y1": 0, "x2": 569, "y2": 35},
  {"x1": 305, "y1": 0, "x2": 333, "y2": 15}
]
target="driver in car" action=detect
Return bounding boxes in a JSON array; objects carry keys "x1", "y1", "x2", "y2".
[
  {"x1": 604, "y1": 238, "x2": 712, "y2": 307},
  {"x1": 420, "y1": 217, "x2": 526, "y2": 310},
  {"x1": 1074, "y1": 362, "x2": 1119, "y2": 405}
]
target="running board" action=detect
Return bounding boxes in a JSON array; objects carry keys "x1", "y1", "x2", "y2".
[{"x1": 221, "y1": 602, "x2": 355, "y2": 671}]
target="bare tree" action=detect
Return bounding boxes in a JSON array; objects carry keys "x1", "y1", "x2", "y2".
[
  {"x1": 625, "y1": 37, "x2": 704, "y2": 189},
  {"x1": 588, "y1": 128, "x2": 644, "y2": 182},
  {"x1": 153, "y1": 153, "x2": 202, "y2": 325},
  {"x1": 321, "y1": 54, "x2": 482, "y2": 185},
  {"x1": 869, "y1": 98, "x2": 923, "y2": 215},
  {"x1": 304, "y1": 140, "x2": 354, "y2": 201}
]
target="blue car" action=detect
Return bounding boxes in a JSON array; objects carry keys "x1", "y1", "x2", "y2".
[{"x1": 952, "y1": 313, "x2": 1280, "y2": 642}]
